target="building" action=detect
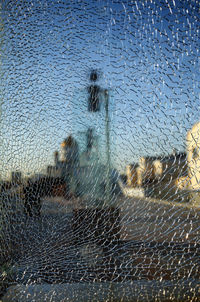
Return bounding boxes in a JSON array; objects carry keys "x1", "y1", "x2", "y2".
[
  {"x1": 46, "y1": 149, "x2": 66, "y2": 179},
  {"x1": 139, "y1": 156, "x2": 162, "y2": 184},
  {"x1": 126, "y1": 152, "x2": 188, "y2": 202},
  {"x1": 125, "y1": 121, "x2": 200, "y2": 205},
  {"x1": 11, "y1": 171, "x2": 22, "y2": 185},
  {"x1": 185, "y1": 122, "x2": 200, "y2": 205},
  {"x1": 186, "y1": 122, "x2": 200, "y2": 190},
  {"x1": 60, "y1": 139, "x2": 68, "y2": 162},
  {"x1": 126, "y1": 163, "x2": 139, "y2": 187},
  {"x1": 46, "y1": 165, "x2": 61, "y2": 178}
]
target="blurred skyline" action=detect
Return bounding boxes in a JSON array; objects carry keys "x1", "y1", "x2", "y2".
[{"x1": 0, "y1": 0, "x2": 199, "y2": 179}]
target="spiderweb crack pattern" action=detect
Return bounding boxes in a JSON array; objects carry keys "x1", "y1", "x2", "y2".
[{"x1": 0, "y1": 0, "x2": 199, "y2": 301}]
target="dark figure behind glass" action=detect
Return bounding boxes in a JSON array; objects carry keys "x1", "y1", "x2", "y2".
[
  {"x1": 88, "y1": 70, "x2": 100, "y2": 112},
  {"x1": 64, "y1": 135, "x2": 80, "y2": 197},
  {"x1": 24, "y1": 179, "x2": 44, "y2": 217},
  {"x1": 88, "y1": 84, "x2": 100, "y2": 112}
]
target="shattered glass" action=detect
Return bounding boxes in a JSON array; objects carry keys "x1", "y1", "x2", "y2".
[{"x1": 0, "y1": 0, "x2": 199, "y2": 301}]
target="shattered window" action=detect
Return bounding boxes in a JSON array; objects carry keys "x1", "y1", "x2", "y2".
[{"x1": 0, "y1": 0, "x2": 199, "y2": 301}]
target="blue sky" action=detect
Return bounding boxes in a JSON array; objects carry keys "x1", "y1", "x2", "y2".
[{"x1": 0, "y1": 0, "x2": 199, "y2": 179}]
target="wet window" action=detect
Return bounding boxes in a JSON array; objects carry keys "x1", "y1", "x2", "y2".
[{"x1": 0, "y1": 0, "x2": 199, "y2": 301}]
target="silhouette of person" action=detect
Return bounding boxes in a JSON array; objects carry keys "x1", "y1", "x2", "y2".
[
  {"x1": 23, "y1": 179, "x2": 42, "y2": 217},
  {"x1": 64, "y1": 136, "x2": 80, "y2": 197},
  {"x1": 88, "y1": 70, "x2": 100, "y2": 112}
]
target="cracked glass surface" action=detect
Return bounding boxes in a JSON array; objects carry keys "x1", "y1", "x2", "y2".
[{"x1": 0, "y1": 0, "x2": 199, "y2": 301}]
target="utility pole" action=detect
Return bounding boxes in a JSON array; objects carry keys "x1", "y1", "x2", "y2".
[
  {"x1": 104, "y1": 89, "x2": 112, "y2": 203},
  {"x1": 73, "y1": 70, "x2": 120, "y2": 247}
]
